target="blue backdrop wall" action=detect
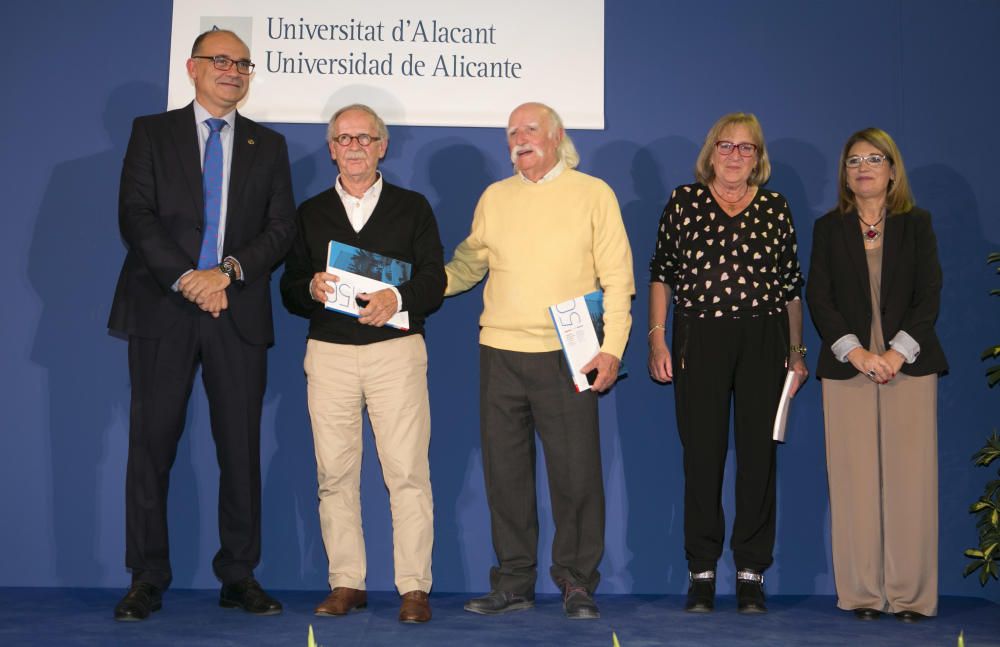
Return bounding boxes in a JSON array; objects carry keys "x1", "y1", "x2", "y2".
[{"x1": 2, "y1": 1, "x2": 998, "y2": 601}]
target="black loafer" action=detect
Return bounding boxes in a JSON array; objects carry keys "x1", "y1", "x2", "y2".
[
  {"x1": 463, "y1": 590, "x2": 534, "y2": 615},
  {"x1": 114, "y1": 582, "x2": 162, "y2": 621},
  {"x1": 562, "y1": 585, "x2": 600, "y2": 620},
  {"x1": 685, "y1": 571, "x2": 715, "y2": 613},
  {"x1": 894, "y1": 610, "x2": 927, "y2": 623},
  {"x1": 220, "y1": 577, "x2": 282, "y2": 615},
  {"x1": 853, "y1": 607, "x2": 882, "y2": 620},
  {"x1": 736, "y1": 569, "x2": 767, "y2": 614}
]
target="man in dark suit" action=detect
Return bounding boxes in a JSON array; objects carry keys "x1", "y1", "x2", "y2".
[{"x1": 109, "y1": 29, "x2": 296, "y2": 621}]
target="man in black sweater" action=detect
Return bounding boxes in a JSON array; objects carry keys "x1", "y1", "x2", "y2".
[{"x1": 279, "y1": 104, "x2": 445, "y2": 624}]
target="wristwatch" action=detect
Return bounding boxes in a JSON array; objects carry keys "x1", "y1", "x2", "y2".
[
  {"x1": 218, "y1": 258, "x2": 239, "y2": 282},
  {"x1": 789, "y1": 344, "x2": 807, "y2": 357}
]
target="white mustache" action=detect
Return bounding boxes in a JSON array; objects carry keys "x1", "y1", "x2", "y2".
[
  {"x1": 510, "y1": 144, "x2": 543, "y2": 165},
  {"x1": 343, "y1": 151, "x2": 367, "y2": 160}
]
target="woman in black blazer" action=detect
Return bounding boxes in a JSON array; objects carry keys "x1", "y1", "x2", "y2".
[{"x1": 806, "y1": 128, "x2": 946, "y2": 623}]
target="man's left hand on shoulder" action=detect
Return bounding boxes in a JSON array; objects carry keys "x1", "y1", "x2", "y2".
[
  {"x1": 179, "y1": 268, "x2": 230, "y2": 303},
  {"x1": 581, "y1": 352, "x2": 621, "y2": 393}
]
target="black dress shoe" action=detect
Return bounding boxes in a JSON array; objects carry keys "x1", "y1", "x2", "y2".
[
  {"x1": 562, "y1": 584, "x2": 600, "y2": 620},
  {"x1": 894, "y1": 610, "x2": 927, "y2": 623},
  {"x1": 219, "y1": 578, "x2": 283, "y2": 615},
  {"x1": 463, "y1": 590, "x2": 534, "y2": 615},
  {"x1": 685, "y1": 571, "x2": 715, "y2": 613},
  {"x1": 853, "y1": 607, "x2": 882, "y2": 620},
  {"x1": 736, "y1": 569, "x2": 767, "y2": 614},
  {"x1": 114, "y1": 582, "x2": 162, "y2": 621}
]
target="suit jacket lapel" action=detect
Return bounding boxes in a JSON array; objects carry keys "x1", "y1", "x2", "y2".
[
  {"x1": 880, "y1": 211, "x2": 903, "y2": 304},
  {"x1": 840, "y1": 210, "x2": 870, "y2": 300},
  {"x1": 171, "y1": 103, "x2": 204, "y2": 219},
  {"x1": 227, "y1": 113, "x2": 258, "y2": 242}
]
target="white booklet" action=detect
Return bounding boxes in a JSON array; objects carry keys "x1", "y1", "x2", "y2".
[
  {"x1": 324, "y1": 241, "x2": 410, "y2": 331},
  {"x1": 772, "y1": 370, "x2": 798, "y2": 443},
  {"x1": 549, "y1": 290, "x2": 626, "y2": 392}
]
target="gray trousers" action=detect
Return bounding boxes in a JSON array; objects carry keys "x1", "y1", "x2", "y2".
[{"x1": 479, "y1": 345, "x2": 604, "y2": 595}]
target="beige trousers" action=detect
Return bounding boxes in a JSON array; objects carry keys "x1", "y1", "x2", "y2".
[
  {"x1": 305, "y1": 335, "x2": 433, "y2": 594},
  {"x1": 822, "y1": 372, "x2": 938, "y2": 616}
]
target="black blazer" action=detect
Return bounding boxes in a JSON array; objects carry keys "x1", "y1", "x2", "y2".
[
  {"x1": 806, "y1": 206, "x2": 947, "y2": 380},
  {"x1": 109, "y1": 103, "x2": 296, "y2": 345}
]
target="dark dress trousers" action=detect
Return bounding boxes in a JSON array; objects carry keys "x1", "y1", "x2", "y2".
[
  {"x1": 806, "y1": 207, "x2": 947, "y2": 380},
  {"x1": 109, "y1": 102, "x2": 296, "y2": 589}
]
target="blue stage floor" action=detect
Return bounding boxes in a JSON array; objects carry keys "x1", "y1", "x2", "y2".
[{"x1": 0, "y1": 589, "x2": 996, "y2": 646}]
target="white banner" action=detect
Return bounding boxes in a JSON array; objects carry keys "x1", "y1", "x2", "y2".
[{"x1": 168, "y1": 0, "x2": 604, "y2": 129}]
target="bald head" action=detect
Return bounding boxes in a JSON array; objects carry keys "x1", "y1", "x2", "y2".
[{"x1": 506, "y1": 102, "x2": 579, "y2": 179}]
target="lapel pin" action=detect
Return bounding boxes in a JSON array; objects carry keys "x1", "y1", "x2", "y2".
[{"x1": 247, "y1": 138, "x2": 255, "y2": 145}]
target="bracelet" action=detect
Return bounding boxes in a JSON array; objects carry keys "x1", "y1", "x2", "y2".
[
  {"x1": 789, "y1": 344, "x2": 807, "y2": 357},
  {"x1": 648, "y1": 323, "x2": 666, "y2": 337}
]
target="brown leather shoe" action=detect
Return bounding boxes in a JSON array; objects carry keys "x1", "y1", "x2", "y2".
[
  {"x1": 314, "y1": 588, "x2": 367, "y2": 616},
  {"x1": 399, "y1": 590, "x2": 431, "y2": 623}
]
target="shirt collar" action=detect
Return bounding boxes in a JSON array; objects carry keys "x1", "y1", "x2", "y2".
[
  {"x1": 519, "y1": 159, "x2": 566, "y2": 185},
  {"x1": 335, "y1": 172, "x2": 383, "y2": 202},
  {"x1": 193, "y1": 100, "x2": 237, "y2": 130}
]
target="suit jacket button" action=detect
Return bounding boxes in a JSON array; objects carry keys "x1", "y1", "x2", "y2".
[{"x1": 195, "y1": 225, "x2": 202, "y2": 232}]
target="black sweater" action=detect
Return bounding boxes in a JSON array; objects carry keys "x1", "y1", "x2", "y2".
[{"x1": 280, "y1": 181, "x2": 445, "y2": 344}]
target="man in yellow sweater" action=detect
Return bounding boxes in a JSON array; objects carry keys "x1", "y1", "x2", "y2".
[{"x1": 445, "y1": 102, "x2": 634, "y2": 619}]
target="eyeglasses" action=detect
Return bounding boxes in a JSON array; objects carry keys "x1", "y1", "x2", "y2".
[
  {"x1": 333, "y1": 133, "x2": 382, "y2": 147},
  {"x1": 192, "y1": 55, "x2": 255, "y2": 75},
  {"x1": 716, "y1": 141, "x2": 758, "y2": 157},
  {"x1": 845, "y1": 154, "x2": 889, "y2": 168}
]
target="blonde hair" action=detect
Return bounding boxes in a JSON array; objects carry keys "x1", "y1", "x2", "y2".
[
  {"x1": 694, "y1": 112, "x2": 771, "y2": 186},
  {"x1": 836, "y1": 128, "x2": 915, "y2": 214}
]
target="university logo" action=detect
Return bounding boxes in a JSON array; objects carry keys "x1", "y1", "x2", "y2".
[{"x1": 200, "y1": 16, "x2": 253, "y2": 49}]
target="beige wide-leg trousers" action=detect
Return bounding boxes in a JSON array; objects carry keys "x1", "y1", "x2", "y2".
[
  {"x1": 822, "y1": 372, "x2": 938, "y2": 616},
  {"x1": 305, "y1": 335, "x2": 433, "y2": 594}
]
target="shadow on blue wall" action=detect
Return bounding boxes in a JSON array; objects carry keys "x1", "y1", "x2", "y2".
[{"x1": 28, "y1": 82, "x2": 166, "y2": 585}]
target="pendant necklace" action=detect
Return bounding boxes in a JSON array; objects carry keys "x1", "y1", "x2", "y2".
[
  {"x1": 858, "y1": 210, "x2": 885, "y2": 242},
  {"x1": 712, "y1": 182, "x2": 749, "y2": 206}
]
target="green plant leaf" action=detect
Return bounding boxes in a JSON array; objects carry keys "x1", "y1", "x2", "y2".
[{"x1": 963, "y1": 560, "x2": 983, "y2": 577}]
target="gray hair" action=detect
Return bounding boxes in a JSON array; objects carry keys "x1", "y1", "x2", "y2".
[
  {"x1": 327, "y1": 103, "x2": 389, "y2": 143},
  {"x1": 545, "y1": 105, "x2": 580, "y2": 169}
]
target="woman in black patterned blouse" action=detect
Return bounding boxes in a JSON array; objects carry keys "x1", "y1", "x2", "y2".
[{"x1": 647, "y1": 113, "x2": 807, "y2": 615}]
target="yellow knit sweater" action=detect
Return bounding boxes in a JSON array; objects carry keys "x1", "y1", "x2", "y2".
[{"x1": 445, "y1": 168, "x2": 634, "y2": 358}]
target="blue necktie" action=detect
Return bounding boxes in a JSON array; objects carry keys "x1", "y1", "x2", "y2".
[{"x1": 198, "y1": 118, "x2": 227, "y2": 270}]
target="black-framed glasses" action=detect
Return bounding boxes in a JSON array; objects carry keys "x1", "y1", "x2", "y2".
[
  {"x1": 333, "y1": 133, "x2": 382, "y2": 147},
  {"x1": 845, "y1": 153, "x2": 889, "y2": 168},
  {"x1": 716, "y1": 141, "x2": 758, "y2": 157},
  {"x1": 192, "y1": 55, "x2": 255, "y2": 75}
]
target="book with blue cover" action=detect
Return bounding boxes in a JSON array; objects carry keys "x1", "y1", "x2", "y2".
[
  {"x1": 324, "y1": 241, "x2": 412, "y2": 330},
  {"x1": 549, "y1": 290, "x2": 627, "y2": 392}
]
